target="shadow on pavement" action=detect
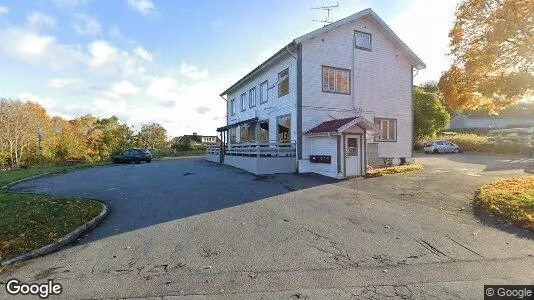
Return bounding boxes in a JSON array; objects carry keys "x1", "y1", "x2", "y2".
[
  {"x1": 9, "y1": 158, "x2": 340, "y2": 245},
  {"x1": 472, "y1": 204, "x2": 534, "y2": 240}
]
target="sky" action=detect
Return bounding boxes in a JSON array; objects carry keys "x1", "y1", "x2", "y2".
[{"x1": 0, "y1": 0, "x2": 461, "y2": 137}]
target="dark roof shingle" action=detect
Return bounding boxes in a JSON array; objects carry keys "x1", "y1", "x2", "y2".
[{"x1": 305, "y1": 117, "x2": 357, "y2": 134}]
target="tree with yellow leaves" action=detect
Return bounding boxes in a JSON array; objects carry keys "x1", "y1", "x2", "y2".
[{"x1": 439, "y1": 0, "x2": 534, "y2": 113}]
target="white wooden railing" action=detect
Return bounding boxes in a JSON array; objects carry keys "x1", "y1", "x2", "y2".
[
  {"x1": 205, "y1": 142, "x2": 296, "y2": 157},
  {"x1": 206, "y1": 145, "x2": 221, "y2": 155}
]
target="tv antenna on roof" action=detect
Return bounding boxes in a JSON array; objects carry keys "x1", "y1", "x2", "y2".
[{"x1": 311, "y1": 2, "x2": 339, "y2": 24}]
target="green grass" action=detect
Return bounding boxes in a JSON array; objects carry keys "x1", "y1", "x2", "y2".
[
  {"x1": 0, "y1": 193, "x2": 102, "y2": 260},
  {"x1": 0, "y1": 163, "x2": 105, "y2": 188},
  {"x1": 0, "y1": 165, "x2": 105, "y2": 261},
  {"x1": 366, "y1": 163, "x2": 424, "y2": 178},
  {"x1": 475, "y1": 176, "x2": 534, "y2": 231}
]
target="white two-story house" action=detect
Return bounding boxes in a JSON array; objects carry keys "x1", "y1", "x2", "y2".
[{"x1": 207, "y1": 8, "x2": 426, "y2": 179}]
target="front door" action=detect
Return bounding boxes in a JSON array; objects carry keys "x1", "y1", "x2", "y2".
[{"x1": 345, "y1": 135, "x2": 361, "y2": 176}]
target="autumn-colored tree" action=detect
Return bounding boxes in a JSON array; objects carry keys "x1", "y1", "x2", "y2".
[
  {"x1": 136, "y1": 123, "x2": 167, "y2": 149},
  {"x1": 439, "y1": 0, "x2": 534, "y2": 113},
  {"x1": 0, "y1": 99, "x2": 51, "y2": 168}
]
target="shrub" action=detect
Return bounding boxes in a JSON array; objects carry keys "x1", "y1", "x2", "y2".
[
  {"x1": 366, "y1": 163, "x2": 424, "y2": 178},
  {"x1": 475, "y1": 176, "x2": 534, "y2": 231},
  {"x1": 445, "y1": 134, "x2": 490, "y2": 152}
]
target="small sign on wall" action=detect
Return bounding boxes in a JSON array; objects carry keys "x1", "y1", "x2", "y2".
[{"x1": 310, "y1": 155, "x2": 331, "y2": 164}]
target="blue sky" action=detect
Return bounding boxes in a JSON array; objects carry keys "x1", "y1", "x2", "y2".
[{"x1": 0, "y1": 0, "x2": 460, "y2": 137}]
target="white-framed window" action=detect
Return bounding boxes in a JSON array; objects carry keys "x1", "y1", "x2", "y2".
[
  {"x1": 230, "y1": 127, "x2": 236, "y2": 143},
  {"x1": 230, "y1": 99, "x2": 236, "y2": 115},
  {"x1": 260, "y1": 80, "x2": 268, "y2": 104},
  {"x1": 276, "y1": 114, "x2": 291, "y2": 143},
  {"x1": 240, "y1": 92, "x2": 246, "y2": 111},
  {"x1": 240, "y1": 124, "x2": 249, "y2": 143},
  {"x1": 355, "y1": 31, "x2": 372, "y2": 51},
  {"x1": 278, "y1": 69, "x2": 289, "y2": 97},
  {"x1": 249, "y1": 87, "x2": 256, "y2": 108},
  {"x1": 375, "y1": 118, "x2": 397, "y2": 142},
  {"x1": 322, "y1": 66, "x2": 350, "y2": 94}
]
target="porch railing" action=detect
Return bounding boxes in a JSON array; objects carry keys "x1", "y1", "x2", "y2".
[
  {"x1": 205, "y1": 142, "x2": 296, "y2": 157},
  {"x1": 206, "y1": 145, "x2": 221, "y2": 155},
  {"x1": 226, "y1": 142, "x2": 296, "y2": 157}
]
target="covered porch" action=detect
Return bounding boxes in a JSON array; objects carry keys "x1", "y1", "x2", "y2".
[
  {"x1": 302, "y1": 116, "x2": 380, "y2": 178},
  {"x1": 206, "y1": 117, "x2": 297, "y2": 175}
]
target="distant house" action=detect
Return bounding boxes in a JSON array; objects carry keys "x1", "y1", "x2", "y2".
[
  {"x1": 449, "y1": 113, "x2": 534, "y2": 130},
  {"x1": 207, "y1": 8, "x2": 426, "y2": 178},
  {"x1": 181, "y1": 133, "x2": 220, "y2": 147}
]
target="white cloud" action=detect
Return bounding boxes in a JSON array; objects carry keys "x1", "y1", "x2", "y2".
[
  {"x1": 127, "y1": 0, "x2": 155, "y2": 15},
  {"x1": 133, "y1": 46, "x2": 153, "y2": 61},
  {"x1": 0, "y1": 6, "x2": 9, "y2": 15},
  {"x1": 146, "y1": 76, "x2": 178, "y2": 100},
  {"x1": 110, "y1": 80, "x2": 140, "y2": 95},
  {"x1": 1, "y1": 28, "x2": 55, "y2": 59},
  {"x1": 390, "y1": 0, "x2": 461, "y2": 84},
  {"x1": 27, "y1": 11, "x2": 57, "y2": 28},
  {"x1": 73, "y1": 14, "x2": 102, "y2": 36},
  {"x1": 179, "y1": 62, "x2": 209, "y2": 80},
  {"x1": 88, "y1": 40, "x2": 118, "y2": 66},
  {"x1": 92, "y1": 97, "x2": 127, "y2": 118},
  {"x1": 48, "y1": 78, "x2": 79, "y2": 88},
  {"x1": 0, "y1": 27, "x2": 87, "y2": 69},
  {"x1": 18, "y1": 92, "x2": 58, "y2": 112}
]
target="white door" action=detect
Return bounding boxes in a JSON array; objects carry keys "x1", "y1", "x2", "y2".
[{"x1": 345, "y1": 135, "x2": 361, "y2": 176}]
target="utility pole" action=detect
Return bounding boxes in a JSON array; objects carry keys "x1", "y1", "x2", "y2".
[
  {"x1": 38, "y1": 128, "x2": 43, "y2": 168},
  {"x1": 311, "y1": 2, "x2": 340, "y2": 24}
]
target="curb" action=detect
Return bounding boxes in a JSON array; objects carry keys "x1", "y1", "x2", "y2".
[
  {"x1": 0, "y1": 201, "x2": 109, "y2": 267},
  {"x1": 0, "y1": 172, "x2": 52, "y2": 190}
]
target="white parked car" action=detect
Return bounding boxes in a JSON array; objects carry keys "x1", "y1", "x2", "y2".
[{"x1": 424, "y1": 140, "x2": 461, "y2": 154}]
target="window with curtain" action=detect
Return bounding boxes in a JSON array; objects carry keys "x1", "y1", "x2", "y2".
[
  {"x1": 375, "y1": 118, "x2": 397, "y2": 141},
  {"x1": 322, "y1": 66, "x2": 350, "y2": 94}
]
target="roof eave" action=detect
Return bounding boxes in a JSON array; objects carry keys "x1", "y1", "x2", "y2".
[{"x1": 220, "y1": 41, "x2": 296, "y2": 97}]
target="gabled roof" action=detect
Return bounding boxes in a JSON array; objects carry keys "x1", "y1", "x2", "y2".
[
  {"x1": 220, "y1": 8, "x2": 425, "y2": 97},
  {"x1": 294, "y1": 8, "x2": 425, "y2": 69},
  {"x1": 305, "y1": 117, "x2": 380, "y2": 134}
]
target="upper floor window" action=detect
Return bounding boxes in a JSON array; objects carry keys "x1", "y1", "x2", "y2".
[
  {"x1": 355, "y1": 31, "x2": 372, "y2": 51},
  {"x1": 260, "y1": 81, "x2": 268, "y2": 104},
  {"x1": 322, "y1": 66, "x2": 350, "y2": 94},
  {"x1": 278, "y1": 69, "x2": 289, "y2": 97},
  {"x1": 249, "y1": 87, "x2": 256, "y2": 108},
  {"x1": 375, "y1": 118, "x2": 397, "y2": 142},
  {"x1": 230, "y1": 99, "x2": 236, "y2": 115},
  {"x1": 240, "y1": 92, "x2": 246, "y2": 111}
]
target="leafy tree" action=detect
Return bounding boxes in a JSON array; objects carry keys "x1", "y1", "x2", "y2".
[
  {"x1": 0, "y1": 99, "x2": 50, "y2": 168},
  {"x1": 136, "y1": 123, "x2": 167, "y2": 149},
  {"x1": 439, "y1": 0, "x2": 534, "y2": 113},
  {"x1": 173, "y1": 136, "x2": 192, "y2": 151},
  {"x1": 97, "y1": 116, "x2": 134, "y2": 158},
  {"x1": 414, "y1": 87, "x2": 450, "y2": 140}
]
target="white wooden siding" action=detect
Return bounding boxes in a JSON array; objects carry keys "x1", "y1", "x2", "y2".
[
  {"x1": 300, "y1": 16, "x2": 414, "y2": 163},
  {"x1": 226, "y1": 54, "x2": 298, "y2": 144}
]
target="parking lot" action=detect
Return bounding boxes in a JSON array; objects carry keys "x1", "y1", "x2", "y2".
[{"x1": 1, "y1": 153, "x2": 533, "y2": 299}]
